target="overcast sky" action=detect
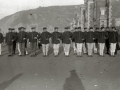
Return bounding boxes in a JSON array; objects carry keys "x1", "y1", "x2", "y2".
[{"x1": 0, "y1": 0, "x2": 84, "y2": 20}]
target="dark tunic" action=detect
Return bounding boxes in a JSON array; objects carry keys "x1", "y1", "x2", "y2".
[
  {"x1": 85, "y1": 31, "x2": 95, "y2": 43},
  {"x1": 62, "y1": 31, "x2": 72, "y2": 44},
  {"x1": 41, "y1": 31, "x2": 51, "y2": 44},
  {"x1": 29, "y1": 31, "x2": 39, "y2": 43},
  {"x1": 51, "y1": 32, "x2": 62, "y2": 44},
  {"x1": 109, "y1": 31, "x2": 118, "y2": 43},
  {"x1": 98, "y1": 31, "x2": 107, "y2": 43},
  {"x1": 0, "y1": 33, "x2": 4, "y2": 43},
  {"x1": 17, "y1": 31, "x2": 28, "y2": 43},
  {"x1": 6, "y1": 32, "x2": 15, "y2": 45},
  {"x1": 74, "y1": 31, "x2": 84, "y2": 43}
]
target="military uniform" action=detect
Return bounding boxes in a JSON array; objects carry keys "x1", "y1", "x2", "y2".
[
  {"x1": 12, "y1": 29, "x2": 17, "y2": 54},
  {"x1": 6, "y1": 28, "x2": 16, "y2": 56},
  {"x1": 0, "y1": 29, "x2": 4, "y2": 55},
  {"x1": 17, "y1": 27, "x2": 28, "y2": 56},
  {"x1": 98, "y1": 27, "x2": 107, "y2": 56},
  {"x1": 51, "y1": 27, "x2": 62, "y2": 56},
  {"x1": 71, "y1": 27, "x2": 77, "y2": 54},
  {"x1": 85, "y1": 27, "x2": 95, "y2": 56},
  {"x1": 29, "y1": 27, "x2": 40, "y2": 57},
  {"x1": 109, "y1": 27, "x2": 118, "y2": 56},
  {"x1": 62, "y1": 27, "x2": 72, "y2": 57},
  {"x1": 74, "y1": 27, "x2": 84, "y2": 57},
  {"x1": 41, "y1": 27, "x2": 51, "y2": 56}
]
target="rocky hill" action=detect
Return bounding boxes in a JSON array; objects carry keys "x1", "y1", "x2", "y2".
[{"x1": 0, "y1": 5, "x2": 81, "y2": 33}]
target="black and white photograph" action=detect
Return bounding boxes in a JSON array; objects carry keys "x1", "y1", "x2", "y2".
[{"x1": 0, "y1": 0, "x2": 120, "y2": 90}]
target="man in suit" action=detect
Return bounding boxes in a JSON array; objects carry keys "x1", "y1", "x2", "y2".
[
  {"x1": 29, "y1": 26, "x2": 40, "y2": 57},
  {"x1": 41, "y1": 27, "x2": 51, "y2": 57},
  {"x1": 17, "y1": 27, "x2": 28, "y2": 56},
  {"x1": 6, "y1": 28, "x2": 16, "y2": 57},
  {"x1": 62, "y1": 27, "x2": 72, "y2": 57},
  {"x1": 51, "y1": 27, "x2": 62, "y2": 57},
  {"x1": 0, "y1": 28, "x2": 4, "y2": 56}
]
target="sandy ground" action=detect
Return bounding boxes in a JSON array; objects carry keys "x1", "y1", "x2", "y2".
[{"x1": 0, "y1": 45, "x2": 120, "y2": 90}]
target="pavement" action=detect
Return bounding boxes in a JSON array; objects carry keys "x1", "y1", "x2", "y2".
[{"x1": 0, "y1": 45, "x2": 120, "y2": 90}]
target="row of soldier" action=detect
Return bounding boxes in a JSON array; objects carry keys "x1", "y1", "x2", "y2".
[{"x1": 0, "y1": 26, "x2": 119, "y2": 57}]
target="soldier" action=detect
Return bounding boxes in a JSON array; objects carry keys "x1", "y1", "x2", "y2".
[
  {"x1": 74, "y1": 27, "x2": 84, "y2": 57},
  {"x1": 85, "y1": 27, "x2": 95, "y2": 57},
  {"x1": 105, "y1": 27, "x2": 110, "y2": 54},
  {"x1": 41, "y1": 27, "x2": 51, "y2": 57},
  {"x1": 62, "y1": 27, "x2": 72, "y2": 57},
  {"x1": 0, "y1": 28, "x2": 4, "y2": 56},
  {"x1": 82, "y1": 28, "x2": 88, "y2": 54},
  {"x1": 93, "y1": 27, "x2": 99, "y2": 54},
  {"x1": 29, "y1": 26, "x2": 40, "y2": 57},
  {"x1": 6, "y1": 28, "x2": 16, "y2": 57},
  {"x1": 17, "y1": 27, "x2": 28, "y2": 56},
  {"x1": 11, "y1": 28, "x2": 17, "y2": 55},
  {"x1": 98, "y1": 27, "x2": 107, "y2": 56},
  {"x1": 51, "y1": 27, "x2": 62, "y2": 57},
  {"x1": 23, "y1": 27, "x2": 28, "y2": 55},
  {"x1": 109, "y1": 27, "x2": 118, "y2": 57},
  {"x1": 71, "y1": 27, "x2": 77, "y2": 55}
]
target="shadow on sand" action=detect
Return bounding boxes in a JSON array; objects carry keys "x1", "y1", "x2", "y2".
[
  {"x1": 63, "y1": 70, "x2": 85, "y2": 90},
  {"x1": 0, "y1": 73, "x2": 23, "y2": 90}
]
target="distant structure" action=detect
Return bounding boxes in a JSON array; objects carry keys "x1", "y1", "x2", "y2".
[{"x1": 79, "y1": 0, "x2": 120, "y2": 29}]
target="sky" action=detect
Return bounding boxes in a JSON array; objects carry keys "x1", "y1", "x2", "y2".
[{"x1": 0, "y1": 0, "x2": 84, "y2": 20}]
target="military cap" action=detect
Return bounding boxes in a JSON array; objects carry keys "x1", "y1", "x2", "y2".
[
  {"x1": 106, "y1": 27, "x2": 109, "y2": 29},
  {"x1": 65, "y1": 27, "x2": 68, "y2": 29},
  {"x1": 74, "y1": 27, "x2": 78, "y2": 29},
  {"x1": 96, "y1": 27, "x2": 99, "y2": 29},
  {"x1": 11, "y1": 28, "x2": 15, "y2": 30},
  {"x1": 67, "y1": 26, "x2": 70, "y2": 29},
  {"x1": 111, "y1": 27, "x2": 115, "y2": 29},
  {"x1": 54, "y1": 27, "x2": 58, "y2": 29},
  {"x1": 89, "y1": 27, "x2": 93, "y2": 29},
  {"x1": 101, "y1": 27, "x2": 104, "y2": 29},
  {"x1": 84, "y1": 27, "x2": 87, "y2": 29},
  {"x1": 77, "y1": 27, "x2": 81, "y2": 29},
  {"x1": 8, "y1": 28, "x2": 11, "y2": 30},
  {"x1": 70, "y1": 70, "x2": 76, "y2": 73},
  {"x1": 43, "y1": 27, "x2": 47, "y2": 30},
  {"x1": 31, "y1": 27, "x2": 36, "y2": 29}
]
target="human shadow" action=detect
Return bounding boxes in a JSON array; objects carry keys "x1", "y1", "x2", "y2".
[
  {"x1": 0, "y1": 73, "x2": 23, "y2": 90},
  {"x1": 63, "y1": 70, "x2": 85, "y2": 90}
]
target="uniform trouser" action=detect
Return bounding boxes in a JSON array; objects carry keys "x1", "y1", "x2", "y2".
[
  {"x1": 76, "y1": 43, "x2": 83, "y2": 53},
  {"x1": 72, "y1": 42, "x2": 77, "y2": 53},
  {"x1": 13, "y1": 41, "x2": 16, "y2": 54},
  {"x1": 64, "y1": 44, "x2": 70, "y2": 55},
  {"x1": 19, "y1": 43, "x2": 25, "y2": 55},
  {"x1": 53, "y1": 44, "x2": 60, "y2": 55},
  {"x1": 105, "y1": 40, "x2": 110, "y2": 53},
  {"x1": 30, "y1": 42, "x2": 37, "y2": 54},
  {"x1": 8, "y1": 45, "x2": 13, "y2": 55},
  {"x1": 42, "y1": 44, "x2": 49, "y2": 55},
  {"x1": 87, "y1": 43, "x2": 94, "y2": 56},
  {"x1": 98, "y1": 43, "x2": 105, "y2": 55},
  {"x1": 0, "y1": 44, "x2": 1, "y2": 55},
  {"x1": 83, "y1": 42, "x2": 87, "y2": 53},
  {"x1": 93, "y1": 43, "x2": 98, "y2": 53},
  {"x1": 110, "y1": 43, "x2": 116, "y2": 55}
]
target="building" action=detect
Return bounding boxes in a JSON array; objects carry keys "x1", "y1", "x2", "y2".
[{"x1": 79, "y1": 0, "x2": 120, "y2": 29}]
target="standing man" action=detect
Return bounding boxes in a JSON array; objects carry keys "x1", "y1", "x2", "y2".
[
  {"x1": 105, "y1": 27, "x2": 110, "y2": 54},
  {"x1": 12, "y1": 28, "x2": 17, "y2": 55},
  {"x1": 17, "y1": 27, "x2": 28, "y2": 56},
  {"x1": 51, "y1": 27, "x2": 62, "y2": 57},
  {"x1": 85, "y1": 27, "x2": 95, "y2": 57},
  {"x1": 41, "y1": 27, "x2": 51, "y2": 57},
  {"x1": 62, "y1": 27, "x2": 72, "y2": 57},
  {"x1": 98, "y1": 27, "x2": 107, "y2": 56},
  {"x1": 83, "y1": 28, "x2": 88, "y2": 54},
  {"x1": 0, "y1": 28, "x2": 4, "y2": 56},
  {"x1": 6, "y1": 28, "x2": 16, "y2": 57},
  {"x1": 109, "y1": 27, "x2": 118, "y2": 57},
  {"x1": 29, "y1": 26, "x2": 40, "y2": 57},
  {"x1": 71, "y1": 27, "x2": 77, "y2": 55},
  {"x1": 74, "y1": 27, "x2": 84, "y2": 57}
]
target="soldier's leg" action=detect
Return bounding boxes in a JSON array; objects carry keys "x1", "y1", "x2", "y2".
[
  {"x1": 87, "y1": 43, "x2": 90, "y2": 55},
  {"x1": 73, "y1": 42, "x2": 77, "y2": 54},
  {"x1": 113, "y1": 43, "x2": 116, "y2": 56},
  {"x1": 83, "y1": 42, "x2": 87, "y2": 54},
  {"x1": 67, "y1": 44, "x2": 70, "y2": 56},
  {"x1": 46, "y1": 44, "x2": 49, "y2": 56},
  {"x1": 0, "y1": 43, "x2": 1, "y2": 55},
  {"x1": 53, "y1": 44, "x2": 56, "y2": 55},
  {"x1": 10, "y1": 45, "x2": 13, "y2": 55},
  {"x1": 64, "y1": 44, "x2": 67, "y2": 56},
  {"x1": 18, "y1": 43, "x2": 21, "y2": 55},
  {"x1": 7, "y1": 45, "x2": 10, "y2": 56},
  {"x1": 56, "y1": 44, "x2": 60, "y2": 55},
  {"x1": 42, "y1": 44, "x2": 45, "y2": 56},
  {"x1": 30, "y1": 43, "x2": 34, "y2": 56},
  {"x1": 76, "y1": 43, "x2": 80, "y2": 56},
  {"x1": 93, "y1": 43, "x2": 97, "y2": 54},
  {"x1": 34, "y1": 42, "x2": 37, "y2": 55},
  {"x1": 79, "y1": 43, "x2": 83, "y2": 56}
]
